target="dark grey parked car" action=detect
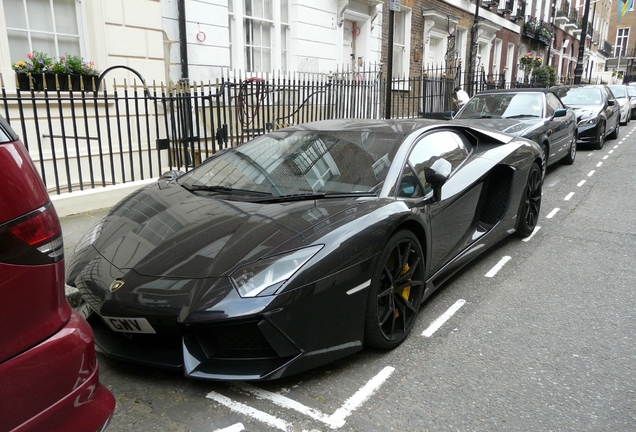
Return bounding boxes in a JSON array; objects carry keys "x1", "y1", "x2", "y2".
[
  {"x1": 552, "y1": 85, "x2": 620, "y2": 150},
  {"x1": 445, "y1": 88, "x2": 577, "y2": 177}
]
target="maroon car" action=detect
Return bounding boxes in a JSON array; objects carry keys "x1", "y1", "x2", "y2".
[{"x1": 0, "y1": 116, "x2": 115, "y2": 431}]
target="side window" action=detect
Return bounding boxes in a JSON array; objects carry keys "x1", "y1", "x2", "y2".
[
  {"x1": 546, "y1": 93, "x2": 563, "y2": 116},
  {"x1": 398, "y1": 130, "x2": 470, "y2": 198}
]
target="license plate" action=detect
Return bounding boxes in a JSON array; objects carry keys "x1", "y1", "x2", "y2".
[{"x1": 101, "y1": 316, "x2": 156, "y2": 334}]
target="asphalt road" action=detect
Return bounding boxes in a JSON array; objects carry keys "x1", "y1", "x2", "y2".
[{"x1": 60, "y1": 124, "x2": 636, "y2": 432}]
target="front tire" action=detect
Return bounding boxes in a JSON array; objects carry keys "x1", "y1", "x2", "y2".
[
  {"x1": 364, "y1": 231, "x2": 425, "y2": 349},
  {"x1": 516, "y1": 162, "x2": 542, "y2": 238}
]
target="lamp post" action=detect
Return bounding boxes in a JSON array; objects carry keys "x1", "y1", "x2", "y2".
[
  {"x1": 546, "y1": 2, "x2": 556, "y2": 66},
  {"x1": 573, "y1": 0, "x2": 591, "y2": 84},
  {"x1": 467, "y1": 0, "x2": 481, "y2": 96}
]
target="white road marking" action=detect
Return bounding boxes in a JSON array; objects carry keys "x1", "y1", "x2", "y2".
[
  {"x1": 577, "y1": 180, "x2": 586, "y2": 187},
  {"x1": 587, "y1": 152, "x2": 595, "y2": 156},
  {"x1": 209, "y1": 367, "x2": 395, "y2": 430},
  {"x1": 546, "y1": 208, "x2": 560, "y2": 219},
  {"x1": 614, "y1": 145, "x2": 619, "y2": 149},
  {"x1": 522, "y1": 226, "x2": 541, "y2": 242},
  {"x1": 485, "y1": 256, "x2": 511, "y2": 278},
  {"x1": 237, "y1": 383, "x2": 336, "y2": 427},
  {"x1": 206, "y1": 392, "x2": 291, "y2": 431},
  {"x1": 603, "y1": 155, "x2": 609, "y2": 160},
  {"x1": 609, "y1": 150, "x2": 614, "y2": 154},
  {"x1": 588, "y1": 170, "x2": 595, "y2": 177},
  {"x1": 329, "y1": 366, "x2": 395, "y2": 427},
  {"x1": 564, "y1": 192, "x2": 574, "y2": 201},
  {"x1": 596, "y1": 162, "x2": 603, "y2": 167},
  {"x1": 422, "y1": 299, "x2": 466, "y2": 337},
  {"x1": 214, "y1": 423, "x2": 245, "y2": 432}
]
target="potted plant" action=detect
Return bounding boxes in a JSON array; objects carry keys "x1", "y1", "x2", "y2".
[
  {"x1": 12, "y1": 51, "x2": 55, "y2": 91},
  {"x1": 12, "y1": 51, "x2": 100, "y2": 91}
]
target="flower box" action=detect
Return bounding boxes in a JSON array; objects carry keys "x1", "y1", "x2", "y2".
[{"x1": 16, "y1": 73, "x2": 101, "y2": 92}]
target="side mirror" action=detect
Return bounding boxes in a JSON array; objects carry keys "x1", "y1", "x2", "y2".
[
  {"x1": 159, "y1": 170, "x2": 185, "y2": 184},
  {"x1": 443, "y1": 111, "x2": 455, "y2": 120},
  {"x1": 424, "y1": 158, "x2": 452, "y2": 202},
  {"x1": 552, "y1": 108, "x2": 567, "y2": 119},
  {"x1": 608, "y1": 99, "x2": 616, "y2": 106}
]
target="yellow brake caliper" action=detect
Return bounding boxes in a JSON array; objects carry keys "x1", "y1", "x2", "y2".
[{"x1": 394, "y1": 262, "x2": 411, "y2": 318}]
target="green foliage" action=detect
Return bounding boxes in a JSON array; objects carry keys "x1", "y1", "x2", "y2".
[
  {"x1": 531, "y1": 67, "x2": 550, "y2": 88},
  {"x1": 12, "y1": 52, "x2": 98, "y2": 76},
  {"x1": 545, "y1": 66, "x2": 557, "y2": 86}
]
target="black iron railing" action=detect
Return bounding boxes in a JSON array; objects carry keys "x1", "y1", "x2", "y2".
[{"x1": 0, "y1": 64, "x2": 530, "y2": 195}]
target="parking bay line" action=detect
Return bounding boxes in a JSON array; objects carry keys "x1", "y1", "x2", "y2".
[
  {"x1": 522, "y1": 226, "x2": 541, "y2": 242},
  {"x1": 564, "y1": 192, "x2": 574, "y2": 201},
  {"x1": 485, "y1": 256, "x2": 511, "y2": 278},
  {"x1": 422, "y1": 299, "x2": 466, "y2": 337},
  {"x1": 208, "y1": 367, "x2": 395, "y2": 430},
  {"x1": 213, "y1": 423, "x2": 245, "y2": 432},
  {"x1": 546, "y1": 208, "x2": 560, "y2": 219},
  {"x1": 206, "y1": 392, "x2": 292, "y2": 431}
]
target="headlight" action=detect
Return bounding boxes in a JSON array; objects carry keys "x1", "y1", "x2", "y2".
[
  {"x1": 230, "y1": 245, "x2": 323, "y2": 297},
  {"x1": 578, "y1": 116, "x2": 598, "y2": 126}
]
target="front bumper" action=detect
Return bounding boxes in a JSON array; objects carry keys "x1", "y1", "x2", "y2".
[{"x1": 577, "y1": 121, "x2": 603, "y2": 144}]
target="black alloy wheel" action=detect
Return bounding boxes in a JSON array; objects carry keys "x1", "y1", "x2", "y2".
[
  {"x1": 364, "y1": 231, "x2": 425, "y2": 349},
  {"x1": 561, "y1": 135, "x2": 576, "y2": 165},
  {"x1": 593, "y1": 121, "x2": 606, "y2": 150},
  {"x1": 608, "y1": 120, "x2": 619, "y2": 140},
  {"x1": 516, "y1": 162, "x2": 542, "y2": 238}
]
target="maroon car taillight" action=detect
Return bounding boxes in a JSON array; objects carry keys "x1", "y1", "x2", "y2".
[{"x1": 0, "y1": 202, "x2": 64, "y2": 265}]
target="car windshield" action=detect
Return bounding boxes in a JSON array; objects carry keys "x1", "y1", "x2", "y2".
[
  {"x1": 179, "y1": 130, "x2": 404, "y2": 197},
  {"x1": 456, "y1": 93, "x2": 544, "y2": 119},
  {"x1": 608, "y1": 85, "x2": 627, "y2": 98},
  {"x1": 557, "y1": 87, "x2": 603, "y2": 106},
  {"x1": 628, "y1": 87, "x2": 636, "y2": 97}
]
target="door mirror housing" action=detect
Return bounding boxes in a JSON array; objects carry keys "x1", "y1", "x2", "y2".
[
  {"x1": 424, "y1": 158, "x2": 452, "y2": 202},
  {"x1": 159, "y1": 170, "x2": 185, "y2": 184},
  {"x1": 552, "y1": 108, "x2": 567, "y2": 119},
  {"x1": 443, "y1": 111, "x2": 455, "y2": 120}
]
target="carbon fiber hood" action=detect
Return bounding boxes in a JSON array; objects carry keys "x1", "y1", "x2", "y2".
[{"x1": 74, "y1": 182, "x2": 365, "y2": 280}]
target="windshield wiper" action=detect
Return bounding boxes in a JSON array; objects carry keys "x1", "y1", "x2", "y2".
[
  {"x1": 182, "y1": 184, "x2": 273, "y2": 195},
  {"x1": 503, "y1": 114, "x2": 540, "y2": 119},
  {"x1": 252, "y1": 192, "x2": 377, "y2": 203},
  {"x1": 464, "y1": 115, "x2": 494, "y2": 119}
]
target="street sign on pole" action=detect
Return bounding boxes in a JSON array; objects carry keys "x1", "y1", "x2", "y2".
[{"x1": 390, "y1": 0, "x2": 401, "y2": 12}]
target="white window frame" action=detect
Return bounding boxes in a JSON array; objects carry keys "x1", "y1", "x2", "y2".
[
  {"x1": 229, "y1": 0, "x2": 289, "y2": 74},
  {"x1": 3, "y1": 0, "x2": 86, "y2": 62},
  {"x1": 392, "y1": 6, "x2": 411, "y2": 81},
  {"x1": 616, "y1": 27, "x2": 629, "y2": 56}
]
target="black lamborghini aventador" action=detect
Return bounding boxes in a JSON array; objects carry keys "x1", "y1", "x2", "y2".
[{"x1": 67, "y1": 119, "x2": 544, "y2": 381}]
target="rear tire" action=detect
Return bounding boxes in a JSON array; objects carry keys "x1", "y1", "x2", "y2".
[
  {"x1": 364, "y1": 231, "x2": 425, "y2": 349},
  {"x1": 561, "y1": 135, "x2": 576, "y2": 165},
  {"x1": 516, "y1": 162, "x2": 542, "y2": 238},
  {"x1": 593, "y1": 121, "x2": 606, "y2": 149},
  {"x1": 608, "y1": 120, "x2": 619, "y2": 141}
]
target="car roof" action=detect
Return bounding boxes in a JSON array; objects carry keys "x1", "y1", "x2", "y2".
[
  {"x1": 283, "y1": 118, "x2": 445, "y2": 135},
  {"x1": 475, "y1": 88, "x2": 553, "y2": 95}
]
